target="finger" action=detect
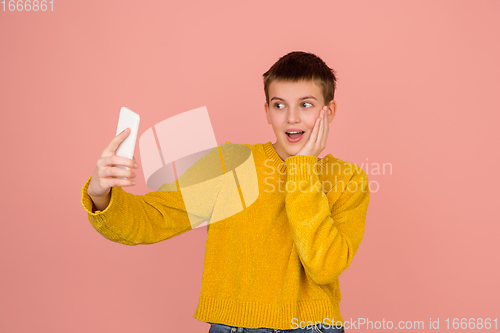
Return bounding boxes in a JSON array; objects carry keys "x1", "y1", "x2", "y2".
[
  {"x1": 102, "y1": 177, "x2": 136, "y2": 188},
  {"x1": 309, "y1": 113, "x2": 322, "y2": 145},
  {"x1": 101, "y1": 164, "x2": 136, "y2": 179},
  {"x1": 102, "y1": 128, "x2": 130, "y2": 158},
  {"x1": 322, "y1": 107, "x2": 329, "y2": 147},
  {"x1": 316, "y1": 108, "x2": 324, "y2": 145},
  {"x1": 101, "y1": 154, "x2": 136, "y2": 170},
  {"x1": 314, "y1": 107, "x2": 325, "y2": 143},
  {"x1": 121, "y1": 180, "x2": 137, "y2": 187}
]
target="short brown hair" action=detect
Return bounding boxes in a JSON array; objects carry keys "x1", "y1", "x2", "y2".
[{"x1": 263, "y1": 51, "x2": 337, "y2": 106}]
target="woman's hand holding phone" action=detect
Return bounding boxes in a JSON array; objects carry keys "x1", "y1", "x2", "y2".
[{"x1": 87, "y1": 128, "x2": 139, "y2": 211}]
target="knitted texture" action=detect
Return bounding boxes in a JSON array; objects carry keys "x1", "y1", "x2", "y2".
[{"x1": 80, "y1": 141, "x2": 370, "y2": 330}]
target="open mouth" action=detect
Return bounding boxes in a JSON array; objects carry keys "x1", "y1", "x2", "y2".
[{"x1": 286, "y1": 131, "x2": 305, "y2": 139}]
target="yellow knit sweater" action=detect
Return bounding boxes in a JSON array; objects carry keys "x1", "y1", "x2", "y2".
[{"x1": 80, "y1": 141, "x2": 370, "y2": 330}]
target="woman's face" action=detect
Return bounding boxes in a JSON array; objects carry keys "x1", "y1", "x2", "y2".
[{"x1": 265, "y1": 79, "x2": 335, "y2": 160}]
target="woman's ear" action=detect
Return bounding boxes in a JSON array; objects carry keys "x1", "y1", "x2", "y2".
[
  {"x1": 328, "y1": 100, "x2": 337, "y2": 123},
  {"x1": 264, "y1": 102, "x2": 271, "y2": 124}
]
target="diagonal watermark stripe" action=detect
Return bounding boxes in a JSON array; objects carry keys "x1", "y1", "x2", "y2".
[{"x1": 138, "y1": 106, "x2": 259, "y2": 230}]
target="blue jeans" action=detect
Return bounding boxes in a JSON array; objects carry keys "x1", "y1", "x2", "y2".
[{"x1": 208, "y1": 322, "x2": 345, "y2": 333}]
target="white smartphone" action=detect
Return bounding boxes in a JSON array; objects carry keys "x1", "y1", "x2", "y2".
[{"x1": 115, "y1": 107, "x2": 140, "y2": 173}]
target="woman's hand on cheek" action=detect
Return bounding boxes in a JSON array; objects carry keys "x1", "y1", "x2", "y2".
[{"x1": 295, "y1": 106, "x2": 329, "y2": 158}]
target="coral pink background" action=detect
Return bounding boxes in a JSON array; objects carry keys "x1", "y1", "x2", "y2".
[{"x1": 1, "y1": 1, "x2": 499, "y2": 332}]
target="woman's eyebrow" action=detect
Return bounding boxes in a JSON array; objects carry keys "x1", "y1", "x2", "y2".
[{"x1": 270, "y1": 96, "x2": 317, "y2": 102}]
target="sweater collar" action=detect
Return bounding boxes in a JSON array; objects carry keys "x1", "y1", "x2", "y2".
[{"x1": 262, "y1": 141, "x2": 334, "y2": 175}]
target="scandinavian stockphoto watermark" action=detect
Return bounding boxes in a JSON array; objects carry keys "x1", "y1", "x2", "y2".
[
  {"x1": 291, "y1": 317, "x2": 498, "y2": 330},
  {"x1": 264, "y1": 157, "x2": 392, "y2": 194}
]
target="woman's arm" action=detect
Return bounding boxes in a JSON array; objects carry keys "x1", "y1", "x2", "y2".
[
  {"x1": 81, "y1": 176, "x2": 205, "y2": 245},
  {"x1": 81, "y1": 144, "x2": 235, "y2": 245},
  {"x1": 284, "y1": 155, "x2": 370, "y2": 285}
]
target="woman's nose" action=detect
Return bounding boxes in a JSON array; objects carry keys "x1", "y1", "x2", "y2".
[{"x1": 286, "y1": 108, "x2": 300, "y2": 123}]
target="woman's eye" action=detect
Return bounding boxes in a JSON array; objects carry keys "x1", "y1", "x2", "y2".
[{"x1": 273, "y1": 102, "x2": 312, "y2": 109}]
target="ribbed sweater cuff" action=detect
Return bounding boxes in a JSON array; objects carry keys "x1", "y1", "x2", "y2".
[
  {"x1": 194, "y1": 297, "x2": 343, "y2": 330},
  {"x1": 81, "y1": 176, "x2": 120, "y2": 219}
]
